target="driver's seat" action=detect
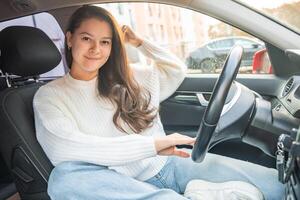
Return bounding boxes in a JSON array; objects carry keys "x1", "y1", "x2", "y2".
[{"x1": 0, "y1": 26, "x2": 61, "y2": 200}]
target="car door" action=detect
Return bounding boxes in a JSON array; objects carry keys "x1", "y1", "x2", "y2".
[
  {"x1": 212, "y1": 38, "x2": 234, "y2": 60},
  {"x1": 233, "y1": 38, "x2": 264, "y2": 67}
]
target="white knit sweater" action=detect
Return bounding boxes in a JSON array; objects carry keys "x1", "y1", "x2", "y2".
[{"x1": 33, "y1": 39, "x2": 186, "y2": 181}]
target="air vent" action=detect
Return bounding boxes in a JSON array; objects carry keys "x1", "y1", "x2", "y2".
[{"x1": 282, "y1": 78, "x2": 294, "y2": 97}]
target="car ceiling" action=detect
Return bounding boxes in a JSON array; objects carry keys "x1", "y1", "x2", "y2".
[
  {"x1": 0, "y1": 0, "x2": 300, "y2": 51},
  {"x1": 0, "y1": 0, "x2": 191, "y2": 21}
]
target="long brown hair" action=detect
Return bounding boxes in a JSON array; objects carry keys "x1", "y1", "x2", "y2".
[{"x1": 65, "y1": 5, "x2": 157, "y2": 133}]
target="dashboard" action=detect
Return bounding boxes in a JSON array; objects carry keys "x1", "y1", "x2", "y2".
[
  {"x1": 276, "y1": 50, "x2": 300, "y2": 200},
  {"x1": 279, "y1": 76, "x2": 300, "y2": 118}
]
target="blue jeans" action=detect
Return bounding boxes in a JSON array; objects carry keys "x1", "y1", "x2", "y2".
[{"x1": 48, "y1": 153, "x2": 284, "y2": 200}]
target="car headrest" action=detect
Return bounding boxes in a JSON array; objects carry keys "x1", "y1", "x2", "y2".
[{"x1": 0, "y1": 26, "x2": 61, "y2": 77}]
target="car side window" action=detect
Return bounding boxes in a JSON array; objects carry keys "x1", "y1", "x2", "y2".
[
  {"x1": 207, "y1": 42, "x2": 216, "y2": 50},
  {"x1": 234, "y1": 39, "x2": 259, "y2": 49},
  {"x1": 214, "y1": 39, "x2": 233, "y2": 50},
  {"x1": 0, "y1": 13, "x2": 67, "y2": 77},
  {"x1": 100, "y1": 2, "x2": 272, "y2": 75}
]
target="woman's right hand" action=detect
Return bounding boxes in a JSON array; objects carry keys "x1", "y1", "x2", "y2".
[
  {"x1": 154, "y1": 133, "x2": 196, "y2": 158},
  {"x1": 121, "y1": 25, "x2": 143, "y2": 47}
]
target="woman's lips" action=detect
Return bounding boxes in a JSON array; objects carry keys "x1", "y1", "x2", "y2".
[{"x1": 85, "y1": 56, "x2": 100, "y2": 60}]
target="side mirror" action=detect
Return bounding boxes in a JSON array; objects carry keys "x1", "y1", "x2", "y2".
[{"x1": 252, "y1": 49, "x2": 272, "y2": 74}]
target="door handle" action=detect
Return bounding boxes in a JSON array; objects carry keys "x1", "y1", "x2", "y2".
[{"x1": 196, "y1": 93, "x2": 209, "y2": 106}]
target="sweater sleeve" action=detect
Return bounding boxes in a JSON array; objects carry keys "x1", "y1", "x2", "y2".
[
  {"x1": 137, "y1": 39, "x2": 187, "y2": 102},
  {"x1": 33, "y1": 87, "x2": 157, "y2": 167}
]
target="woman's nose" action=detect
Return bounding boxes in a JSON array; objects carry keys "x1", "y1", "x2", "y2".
[{"x1": 89, "y1": 42, "x2": 100, "y2": 54}]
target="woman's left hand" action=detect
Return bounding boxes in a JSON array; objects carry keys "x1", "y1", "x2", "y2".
[
  {"x1": 121, "y1": 25, "x2": 143, "y2": 47},
  {"x1": 154, "y1": 133, "x2": 196, "y2": 158}
]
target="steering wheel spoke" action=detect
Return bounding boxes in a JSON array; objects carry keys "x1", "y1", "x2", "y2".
[{"x1": 192, "y1": 45, "x2": 244, "y2": 163}]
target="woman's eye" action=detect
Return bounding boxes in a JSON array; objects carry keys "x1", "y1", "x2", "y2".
[
  {"x1": 100, "y1": 40, "x2": 111, "y2": 45},
  {"x1": 82, "y1": 37, "x2": 90, "y2": 41}
]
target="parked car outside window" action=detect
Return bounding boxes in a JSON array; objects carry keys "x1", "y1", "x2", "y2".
[{"x1": 185, "y1": 37, "x2": 265, "y2": 73}]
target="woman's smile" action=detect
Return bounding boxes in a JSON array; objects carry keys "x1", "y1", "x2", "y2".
[{"x1": 84, "y1": 56, "x2": 101, "y2": 60}]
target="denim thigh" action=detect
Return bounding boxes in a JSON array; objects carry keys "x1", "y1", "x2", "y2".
[{"x1": 48, "y1": 161, "x2": 187, "y2": 200}]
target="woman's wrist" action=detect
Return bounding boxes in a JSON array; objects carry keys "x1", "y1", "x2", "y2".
[
  {"x1": 154, "y1": 137, "x2": 168, "y2": 153},
  {"x1": 134, "y1": 38, "x2": 143, "y2": 47}
]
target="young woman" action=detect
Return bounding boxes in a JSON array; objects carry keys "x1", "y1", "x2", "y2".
[{"x1": 33, "y1": 5, "x2": 284, "y2": 200}]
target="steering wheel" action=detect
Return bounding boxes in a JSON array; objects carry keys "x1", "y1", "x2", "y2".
[{"x1": 192, "y1": 45, "x2": 243, "y2": 163}]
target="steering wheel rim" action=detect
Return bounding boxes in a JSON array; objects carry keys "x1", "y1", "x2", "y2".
[{"x1": 192, "y1": 45, "x2": 244, "y2": 163}]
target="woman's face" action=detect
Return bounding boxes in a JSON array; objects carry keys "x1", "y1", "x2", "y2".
[{"x1": 67, "y1": 18, "x2": 113, "y2": 80}]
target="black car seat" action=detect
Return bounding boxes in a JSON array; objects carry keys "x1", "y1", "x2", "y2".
[{"x1": 0, "y1": 26, "x2": 61, "y2": 200}]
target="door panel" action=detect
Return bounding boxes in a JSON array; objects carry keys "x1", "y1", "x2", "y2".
[
  {"x1": 159, "y1": 74, "x2": 283, "y2": 168},
  {"x1": 160, "y1": 74, "x2": 284, "y2": 128}
]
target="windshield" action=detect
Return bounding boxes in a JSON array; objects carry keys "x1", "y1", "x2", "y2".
[{"x1": 237, "y1": 0, "x2": 300, "y2": 34}]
